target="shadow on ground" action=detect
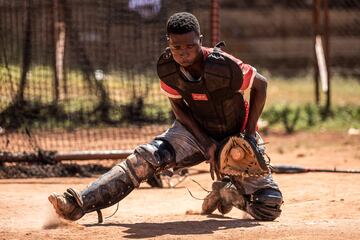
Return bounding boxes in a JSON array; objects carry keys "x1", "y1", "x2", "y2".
[{"x1": 86, "y1": 217, "x2": 260, "y2": 238}]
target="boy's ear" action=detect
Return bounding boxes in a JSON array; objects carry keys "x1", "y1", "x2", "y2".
[{"x1": 199, "y1": 34, "x2": 203, "y2": 45}]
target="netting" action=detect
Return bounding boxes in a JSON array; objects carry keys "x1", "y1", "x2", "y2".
[
  {"x1": 0, "y1": 0, "x2": 359, "y2": 155},
  {"x1": 0, "y1": 0, "x2": 211, "y2": 153}
]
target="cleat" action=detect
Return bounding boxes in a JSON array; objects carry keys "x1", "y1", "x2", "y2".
[{"x1": 48, "y1": 192, "x2": 84, "y2": 221}]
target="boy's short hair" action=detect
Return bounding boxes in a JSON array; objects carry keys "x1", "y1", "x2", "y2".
[{"x1": 166, "y1": 12, "x2": 200, "y2": 35}]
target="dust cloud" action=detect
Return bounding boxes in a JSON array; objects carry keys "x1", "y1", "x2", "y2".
[
  {"x1": 42, "y1": 204, "x2": 64, "y2": 229},
  {"x1": 42, "y1": 204, "x2": 82, "y2": 229}
]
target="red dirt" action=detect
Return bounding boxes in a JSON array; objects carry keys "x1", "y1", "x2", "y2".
[{"x1": 1, "y1": 131, "x2": 360, "y2": 240}]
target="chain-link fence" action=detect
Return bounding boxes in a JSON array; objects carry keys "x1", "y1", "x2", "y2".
[{"x1": 0, "y1": 0, "x2": 359, "y2": 156}]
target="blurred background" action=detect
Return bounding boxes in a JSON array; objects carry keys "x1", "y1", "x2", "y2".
[{"x1": 0, "y1": 0, "x2": 359, "y2": 160}]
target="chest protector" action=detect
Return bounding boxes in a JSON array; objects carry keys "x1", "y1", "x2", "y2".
[{"x1": 157, "y1": 42, "x2": 246, "y2": 141}]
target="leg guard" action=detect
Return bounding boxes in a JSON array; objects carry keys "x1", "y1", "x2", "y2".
[
  {"x1": 49, "y1": 159, "x2": 138, "y2": 222},
  {"x1": 48, "y1": 139, "x2": 175, "y2": 222},
  {"x1": 245, "y1": 188, "x2": 283, "y2": 221}
]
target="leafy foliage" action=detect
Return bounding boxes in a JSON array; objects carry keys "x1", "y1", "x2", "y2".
[{"x1": 262, "y1": 104, "x2": 360, "y2": 133}]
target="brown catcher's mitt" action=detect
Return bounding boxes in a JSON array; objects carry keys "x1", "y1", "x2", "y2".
[{"x1": 218, "y1": 134, "x2": 270, "y2": 177}]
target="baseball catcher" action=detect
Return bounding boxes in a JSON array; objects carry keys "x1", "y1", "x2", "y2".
[{"x1": 48, "y1": 12, "x2": 283, "y2": 222}]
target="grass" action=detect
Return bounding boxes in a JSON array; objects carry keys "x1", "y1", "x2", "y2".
[
  {"x1": 262, "y1": 73, "x2": 360, "y2": 132},
  {"x1": 266, "y1": 73, "x2": 360, "y2": 106}
]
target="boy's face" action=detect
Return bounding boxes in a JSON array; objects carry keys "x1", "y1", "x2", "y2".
[{"x1": 167, "y1": 31, "x2": 202, "y2": 67}]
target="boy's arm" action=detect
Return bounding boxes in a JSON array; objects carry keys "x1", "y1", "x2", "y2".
[{"x1": 245, "y1": 72, "x2": 268, "y2": 137}]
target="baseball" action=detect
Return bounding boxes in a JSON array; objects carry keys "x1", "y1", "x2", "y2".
[{"x1": 230, "y1": 147, "x2": 245, "y2": 160}]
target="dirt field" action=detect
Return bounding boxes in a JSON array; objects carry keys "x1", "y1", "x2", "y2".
[{"x1": 1, "y1": 132, "x2": 360, "y2": 240}]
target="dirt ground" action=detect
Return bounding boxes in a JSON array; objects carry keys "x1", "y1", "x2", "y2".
[{"x1": 1, "y1": 131, "x2": 360, "y2": 240}]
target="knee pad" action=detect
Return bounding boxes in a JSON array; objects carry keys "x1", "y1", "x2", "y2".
[
  {"x1": 246, "y1": 188, "x2": 283, "y2": 221},
  {"x1": 135, "y1": 139, "x2": 175, "y2": 170}
]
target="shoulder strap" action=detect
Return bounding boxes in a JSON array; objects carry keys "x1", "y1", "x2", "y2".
[{"x1": 204, "y1": 41, "x2": 243, "y2": 93}]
